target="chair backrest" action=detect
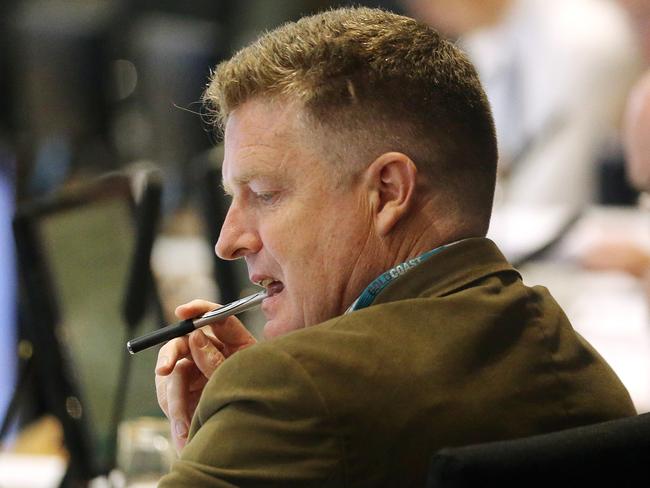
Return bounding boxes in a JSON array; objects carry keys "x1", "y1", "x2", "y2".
[
  {"x1": 427, "y1": 413, "x2": 650, "y2": 487},
  {"x1": 12, "y1": 169, "x2": 163, "y2": 480}
]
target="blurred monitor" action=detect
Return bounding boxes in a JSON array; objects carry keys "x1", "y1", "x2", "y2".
[{"x1": 0, "y1": 153, "x2": 16, "y2": 430}]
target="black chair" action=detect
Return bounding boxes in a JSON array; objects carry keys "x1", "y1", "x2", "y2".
[
  {"x1": 427, "y1": 413, "x2": 650, "y2": 487},
  {"x1": 9, "y1": 168, "x2": 163, "y2": 484},
  {"x1": 193, "y1": 146, "x2": 248, "y2": 304}
]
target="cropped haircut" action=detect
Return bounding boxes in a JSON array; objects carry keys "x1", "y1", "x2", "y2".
[{"x1": 205, "y1": 7, "x2": 498, "y2": 233}]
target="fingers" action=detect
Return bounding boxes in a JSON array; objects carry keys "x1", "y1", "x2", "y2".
[
  {"x1": 207, "y1": 317, "x2": 256, "y2": 353},
  {"x1": 155, "y1": 330, "x2": 225, "y2": 425},
  {"x1": 175, "y1": 299, "x2": 219, "y2": 320},
  {"x1": 156, "y1": 357, "x2": 210, "y2": 452},
  {"x1": 155, "y1": 296, "x2": 259, "y2": 453},
  {"x1": 155, "y1": 335, "x2": 190, "y2": 376},
  {"x1": 155, "y1": 372, "x2": 168, "y2": 417},
  {"x1": 155, "y1": 322, "x2": 225, "y2": 374},
  {"x1": 172, "y1": 390, "x2": 202, "y2": 454},
  {"x1": 174, "y1": 298, "x2": 257, "y2": 354},
  {"x1": 165, "y1": 358, "x2": 203, "y2": 453},
  {"x1": 188, "y1": 329, "x2": 226, "y2": 378}
]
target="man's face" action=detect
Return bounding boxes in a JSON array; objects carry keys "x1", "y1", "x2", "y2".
[{"x1": 216, "y1": 99, "x2": 378, "y2": 339}]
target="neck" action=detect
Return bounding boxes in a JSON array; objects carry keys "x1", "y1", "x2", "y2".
[
  {"x1": 386, "y1": 196, "x2": 482, "y2": 268},
  {"x1": 347, "y1": 242, "x2": 451, "y2": 312},
  {"x1": 342, "y1": 197, "x2": 485, "y2": 313}
]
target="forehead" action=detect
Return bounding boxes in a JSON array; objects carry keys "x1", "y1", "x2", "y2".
[{"x1": 221, "y1": 99, "x2": 309, "y2": 189}]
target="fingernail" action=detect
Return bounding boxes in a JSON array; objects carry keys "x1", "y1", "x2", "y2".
[{"x1": 174, "y1": 420, "x2": 188, "y2": 439}]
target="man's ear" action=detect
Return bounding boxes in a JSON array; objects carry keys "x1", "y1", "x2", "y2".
[{"x1": 366, "y1": 152, "x2": 418, "y2": 237}]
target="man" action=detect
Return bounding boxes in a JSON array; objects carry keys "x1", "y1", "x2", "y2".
[
  {"x1": 618, "y1": 0, "x2": 650, "y2": 63},
  {"x1": 579, "y1": 1, "x2": 650, "y2": 277},
  {"x1": 155, "y1": 8, "x2": 635, "y2": 486},
  {"x1": 582, "y1": 71, "x2": 650, "y2": 279},
  {"x1": 624, "y1": 71, "x2": 650, "y2": 190}
]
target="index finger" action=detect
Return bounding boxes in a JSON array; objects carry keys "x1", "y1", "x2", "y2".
[
  {"x1": 175, "y1": 299, "x2": 220, "y2": 320},
  {"x1": 155, "y1": 299, "x2": 222, "y2": 375},
  {"x1": 155, "y1": 336, "x2": 191, "y2": 376},
  {"x1": 175, "y1": 299, "x2": 256, "y2": 350},
  {"x1": 155, "y1": 326, "x2": 226, "y2": 376}
]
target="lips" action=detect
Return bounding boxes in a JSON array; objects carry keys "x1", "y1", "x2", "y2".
[
  {"x1": 255, "y1": 277, "x2": 285, "y2": 297},
  {"x1": 251, "y1": 275, "x2": 286, "y2": 332}
]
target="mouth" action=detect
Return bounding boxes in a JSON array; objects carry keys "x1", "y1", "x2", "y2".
[{"x1": 257, "y1": 278, "x2": 285, "y2": 298}]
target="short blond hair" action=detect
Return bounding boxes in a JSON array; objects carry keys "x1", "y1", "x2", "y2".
[{"x1": 205, "y1": 7, "x2": 497, "y2": 233}]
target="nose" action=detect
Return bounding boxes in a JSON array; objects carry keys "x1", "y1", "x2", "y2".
[{"x1": 215, "y1": 204, "x2": 262, "y2": 260}]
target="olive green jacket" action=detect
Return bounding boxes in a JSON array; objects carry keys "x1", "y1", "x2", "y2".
[{"x1": 159, "y1": 238, "x2": 635, "y2": 487}]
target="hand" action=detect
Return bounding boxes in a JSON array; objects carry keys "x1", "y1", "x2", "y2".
[
  {"x1": 581, "y1": 242, "x2": 650, "y2": 279},
  {"x1": 155, "y1": 299, "x2": 257, "y2": 452}
]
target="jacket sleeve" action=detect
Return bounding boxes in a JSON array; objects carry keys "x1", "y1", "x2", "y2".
[{"x1": 158, "y1": 343, "x2": 345, "y2": 487}]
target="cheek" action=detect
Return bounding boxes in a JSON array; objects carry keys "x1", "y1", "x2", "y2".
[{"x1": 266, "y1": 213, "x2": 332, "y2": 261}]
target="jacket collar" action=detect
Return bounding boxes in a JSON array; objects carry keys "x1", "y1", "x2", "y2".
[{"x1": 372, "y1": 238, "x2": 520, "y2": 306}]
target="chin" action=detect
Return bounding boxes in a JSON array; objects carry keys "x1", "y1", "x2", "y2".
[{"x1": 263, "y1": 317, "x2": 304, "y2": 340}]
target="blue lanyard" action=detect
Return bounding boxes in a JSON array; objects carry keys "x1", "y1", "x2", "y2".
[{"x1": 346, "y1": 245, "x2": 447, "y2": 313}]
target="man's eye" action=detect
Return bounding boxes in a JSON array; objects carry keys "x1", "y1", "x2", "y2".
[{"x1": 254, "y1": 192, "x2": 277, "y2": 204}]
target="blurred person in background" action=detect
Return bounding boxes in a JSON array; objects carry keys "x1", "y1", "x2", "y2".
[
  {"x1": 618, "y1": 0, "x2": 650, "y2": 63},
  {"x1": 403, "y1": 0, "x2": 641, "y2": 212},
  {"x1": 625, "y1": 72, "x2": 650, "y2": 191},
  {"x1": 582, "y1": 71, "x2": 650, "y2": 280},
  {"x1": 154, "y1": 8, "x2": 634, "y2": 486},
  {"x1": 581, "y1": 2, "x2": 650, "y2": 281}
]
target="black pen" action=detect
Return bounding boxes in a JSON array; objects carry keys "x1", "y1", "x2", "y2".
[{"x1": 127, "y1": 290, "x2": 267, "y2": 354}]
